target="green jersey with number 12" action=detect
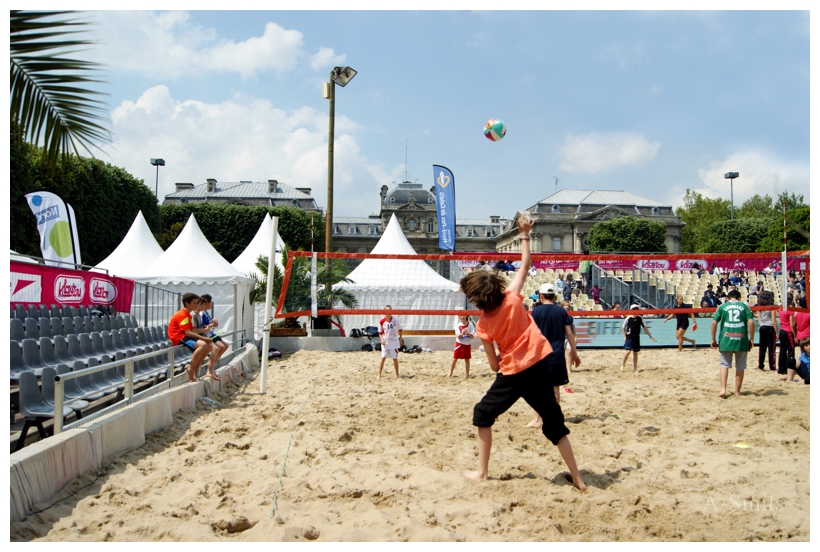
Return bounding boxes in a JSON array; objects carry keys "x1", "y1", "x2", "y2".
[{"x1": 713, "y1": 300, "x2": 753, "y2": 352}]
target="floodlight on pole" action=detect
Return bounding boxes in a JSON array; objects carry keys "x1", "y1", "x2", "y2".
[
  {"x1": 323, "y1": 66, "x2": 357, "y2": 253},
  {"x1": 150, "y1": 158, "x2": 166, "y2": 198},
  {"x1": 724, "y1": 172, "x2": 739, "y2": 220}
]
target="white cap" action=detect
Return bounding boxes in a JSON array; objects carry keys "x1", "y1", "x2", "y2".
[
  {"x1": 630, "y1": 304, "x2": 641, "y2": 310},
  {"x1": 539, "y1": 283, "x2": 555, "y2": 294}
]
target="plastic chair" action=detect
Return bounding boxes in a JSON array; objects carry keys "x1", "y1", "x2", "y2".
[
  {"x1": 81, "y1": 316, "x2": 94, "y2": 334},
  {"x1": 15, "y1": 371, "x2": 73, "y2": 451},
  {"x1": 72, "y1": 316, "x2": 85, "y2": 335},
  {"x1": 24, "y1": 317, "x2": 40, "y2": 341},
  {"x1": 56, "y1": 363, "x2": 96, "y2": 405},
  {"x1": 11, "y1": 318, "x2": 25, "y2": 342},
  {"x1": 38, "y1": 317, "x2": 54, "y2": 340},
  {"x1": 69, "y1": 360, "x2": 106, "y2": 401},
  {"x1": 101, "y1": 316, "x2": 112, "y2": 333},
  {"x1": 50, "y1": 317, "x2": 64, "y2": 337},
  {"x1": 53, "y1": 335, "x2": 77, "y2": 366},
  {"x1": 67, "y1": 334, "x2": 92, "y2": 366},
  {"x1": 15, "y1": 304, "x2": 28, "y2": 320},
  {"x1": 79, "y1": 333, "x2": 98, "y2": 362},
  {"x1": 87, "y1": 357, "x2": 117, "y2": 395},
  {"x1": 78, "y1": 305, "x2": 89, "y2": 317},
  {"x1": 92, "y1": 317, "x2": 104, "y2": 333},
  {"x1": 38, "y1": 337, "x2": 61, "y2": 368},
  {"x1": 26, "y1": 305, "x2": 39, "y2": 320},
  {"x1": 61, "y1": 317, "x2": 76, "y2": 336},
  {"x1": 111, "y1": 316, "x2": 125, "y2": 330},
  {"x1": 38, "y1": 305, "x2": 50, "y2": 319},
  {"x1": 41, "y1": 366, "x2": 89, "y2": 417},
  {"x1": 60, "y1": 306, "x2": 75, "y2": 318},
  {"x1": 10, "y1": 340, "x2": 28, "y2": 381},
  {"x1": 50, "y1": 305, "x2": 62, "y2": 319},
  {"x1": 21, "y1": 338, "x2": 47, "y2": 377}
]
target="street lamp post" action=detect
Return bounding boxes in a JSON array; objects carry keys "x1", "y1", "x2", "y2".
[
  {"x1": 724, "y1": 172, "x2": 739, "y2": 220},
  {"x1": 150, "y1": 158, "x2": 165, "y2": 198},
  {"x1": 322, "y1": 66, "x2": 357, "y2": 253}
]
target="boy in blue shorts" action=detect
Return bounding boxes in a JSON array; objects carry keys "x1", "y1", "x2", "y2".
[{"x1": 621, "y1": 305, "x2": 657, "y2": 372}]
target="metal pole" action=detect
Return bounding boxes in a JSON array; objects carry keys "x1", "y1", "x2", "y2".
[
  {"x1": 325, "y1": 73, "x2": 336, "y2": 254},
  {"x1": 125, "y1": 361, "x2": 134, "y2": 404},
  {"x1": 260, "y1": 216, "x2": 279, "y2": 394},
  {"x1": 730, "y1": 178, "x2": 734, "y2": 220},
  {"x1": 782, "y1": 202, "x2": 788, "y2": 307},
  {"x1": 155, "y1": 164, "x2": 159, "y2": 197},
  {"x1": 53, "y1": 376, "x2": 65, "y2": 434}
]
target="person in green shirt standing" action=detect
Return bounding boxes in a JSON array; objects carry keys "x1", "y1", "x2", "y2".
[{"x1": 710, "y1": 289, "x2": 755, "y2": 398}]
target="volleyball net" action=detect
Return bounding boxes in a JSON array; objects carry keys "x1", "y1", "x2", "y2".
[{"x1": 275, "y1": 250, "x2": 810, "y2": 330}]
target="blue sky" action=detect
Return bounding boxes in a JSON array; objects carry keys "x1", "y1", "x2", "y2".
[{"x1": 79, "y1": 8, "x2": 810, "y2": 220}]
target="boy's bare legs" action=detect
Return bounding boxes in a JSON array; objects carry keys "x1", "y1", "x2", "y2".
[
  {"x1": 632, "y1": 351, "x2": 639, "y2": 373},
  {"x1": 393, "y1": 359, "x2": 400, "y2": 378},
  {"x1": 205, "y1": 342, "x2": 221, "y2": 379},
  {"x1": 187, "y1": 343, "x2": 209, "y2": 382},
  {"x1": 735, "y1": 369, "x2": 744, "y2": 396},
  {"x1": 621, "y1": 351, "x2": 630, "y2": 371},
  {"x1": 718, "y1": 366, "x2": 730, "y2": 397},
  {"x1": 448, "y1": 358, "x2": 457, "y2": 377},
  {"x1": 378, "y1": 357, "x2": 385, "y2": 379},
  {"x1": 524, "y1": 410, "x2": 543, "y2": 428},
  {"x1": 556, "y1": 435, "x2": 587, "y2": 491},
  {"x1": 464, "y1": 359, "x2": 470, "y2": 378},
  {"x1": 780, "y1": 369, "x2": 797, "y2": 382},
  {"x1": 464, "y1": 426, "x2": 492, "y2": 481}
]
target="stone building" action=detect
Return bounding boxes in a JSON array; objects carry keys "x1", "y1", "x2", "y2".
[
  {"x1": 331, "y1": 181, "x2": 506, "y2": 253},
  {"x1": 495, "y1": 189, "x2": 683, "y2": 254},
  {"x1": 163, "y1": 179, "x2": 320, "y2": 211}
]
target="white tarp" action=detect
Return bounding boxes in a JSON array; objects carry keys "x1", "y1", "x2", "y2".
[
  {"x1": 338, "y1": 214, "x2": 466, "y2": 331},
  {"x1": 93, "y1": 211, "x2": 164, "y2": 277},
  {"x1": 231, "y1": 213, "x2": 286, "y2": 280},
  {"x1": 129, "y1": 214, "x2": 254, "y2": 344}
]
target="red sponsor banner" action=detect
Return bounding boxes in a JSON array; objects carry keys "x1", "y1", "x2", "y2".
[{"x1": 10, "y1": 261, "x2": 134, "y2": 312}]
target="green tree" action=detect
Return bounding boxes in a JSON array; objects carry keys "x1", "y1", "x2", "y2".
[
  {"x1": 758, "y1": 206, "x2": 810, "y2": 252},
  {"x1": 10, "y1": 143, "x2": 160, "y2": 265},
  {"x1": 735, "y1": 194, "x2": 775, "y2": 219},
  {"x1": 157, "y1": 203, "x2": 325, "y2": 261},
  {"x1": 11, "y1": 10, "x2": 110, "y2": 169},
  {"x1": 675, "y1": 190, "x2": 731, "y2": 253},
  {"x1": 705, "y1": 218, "x2": 774, "y2": 253},
  {"x1": 586, "y1": 215, "x2": 668, "y2": 253}
]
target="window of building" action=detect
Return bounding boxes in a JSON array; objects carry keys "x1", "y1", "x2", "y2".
[
  {"x1": 552, "y1": 205, "x2": 561, "y2": 213},
  {"x1": 553, "y1": 237, "x2": 562, "y2": 251},
  {"x1": 486, "y1": 228, "x2": 495, "y2": 237},
  {"x1": 333, "y1": 225, "x2": 341, "y2": 235},
  {"x1": 291, "y1": 199, "x2": 300, "y2": 207},
  {"x1": 180, "y1": 198, "x2": 188, "y2": 204},
  {"x1": 466, "y1": 228, "x2": 476, "y2": 237},
  {"x1": 349, "y1": 226, "x2": 358, "y2": 235},
  {"x1": 651, "y1": 207, "x2": 661, "y2": 216},
  {"x1": 428, "y1": 197, "x2": 435, "y2": 204},
  {"x1": 389, "y1": 196, "x2": 396, "y2": 203},
  {"x1": 427, "y1": 221, "x2": 434, "y2": 233},
  {"x1": 368, "y1": 226, "x2": 377, "y2": 236}
]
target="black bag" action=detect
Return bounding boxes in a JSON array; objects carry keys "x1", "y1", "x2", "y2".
[
  {"x1": 350, "y1": 328, "x2": 362, "y2": 338},
  {"x1": 361, "y1": 344, "x2": 373, "y2": 352},
  {"x1": 374, "y1": 342, "x2": 382, "y2": 351},
  {"x1": 364, "y1": 326, "x2": 379, "y2": 338}
]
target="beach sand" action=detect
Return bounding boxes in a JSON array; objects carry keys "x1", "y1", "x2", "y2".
[{"x1": 11, "y1": 347, "x2": 810, "y2": 541}]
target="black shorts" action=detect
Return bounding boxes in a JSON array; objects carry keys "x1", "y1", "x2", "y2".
[
  {"x1": 676, "y1": 319, "x2": 689, "y2": 331},
  {"x1": 623, "y1": 337, "x2": 641, "y2": 352},
  {"x1": 472, "y1": 357, "x2": 570, "y2": 445},
  {"x1": 548, "y1": 356, "x2": 569, "y2": 387}
]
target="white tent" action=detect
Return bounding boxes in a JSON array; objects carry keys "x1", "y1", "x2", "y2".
[
  {"x1": 130, "y1": 214, "x2": 254, "y2": 344},
  {"x1": 10, "y1": 250, "x2": 38, "y2": 264},
  {"x1": 93, "y1": 211, "x2": 164, "y2": 277},
  {"x1": 230, "y1": 214, "x2": 286, "y2": 280},
  {"x1": 338, "y1": 214, "x2": 466, "y2": 331}
]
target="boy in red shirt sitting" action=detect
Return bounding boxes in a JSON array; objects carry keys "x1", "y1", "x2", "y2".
[{"x1": 168, "y1": 293, "x2": 216, "y2": 382}]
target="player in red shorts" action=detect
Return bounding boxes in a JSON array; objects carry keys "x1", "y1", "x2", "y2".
[{"x1": 449, "y1": 314, "x2": 475, "y2": 378}]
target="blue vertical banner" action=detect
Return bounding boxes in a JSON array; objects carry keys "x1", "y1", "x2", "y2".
[
  {"x1": 24, "y1": 190, "x2": 82, "y2": 267},
  {"x1": 433, "y1": 165, "x2": 456, "y2": 251}
]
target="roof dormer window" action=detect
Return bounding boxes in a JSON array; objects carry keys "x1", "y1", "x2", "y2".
[{"x1": 552, "y1": 205, "x2": 561, "y2": 213}]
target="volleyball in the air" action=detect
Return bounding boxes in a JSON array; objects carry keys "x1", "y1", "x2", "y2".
[{"x1": 484, "y1": 118, "x2": 506, "y2": 141}]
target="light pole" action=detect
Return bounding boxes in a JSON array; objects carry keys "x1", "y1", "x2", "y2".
[
  {"x1": 322, "y1": 66, "x2": 357, "y2": 253},
  {"x1": 150, "y1": 158, "x2": 165, "y2": 198},
  {"x1": 724, "y1": 171, "x2": 739, "y2": 220}
]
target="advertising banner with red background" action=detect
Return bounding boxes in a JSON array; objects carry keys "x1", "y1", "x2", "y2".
[{"x1": 10, "y1": 261, "x2": 134, "y2": 312}]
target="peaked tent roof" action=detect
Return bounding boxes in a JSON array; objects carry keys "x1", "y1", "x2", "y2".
[
  {"x1": 130, "y1": 214, "x2": 249, "y2": 284},
  {"x1": 94, "y1": 211, "x2": 164, "y2": 277},
  {"x1": 230, "y1": 214, "x2": 286, "y2": 280},
  {"x1": 342, "y1": 214, "x2": 458, "y2": 291}
]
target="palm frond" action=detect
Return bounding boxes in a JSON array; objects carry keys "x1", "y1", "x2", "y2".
[{"x1": 10, "y1": 10, "x2": 111, "y2": 169}]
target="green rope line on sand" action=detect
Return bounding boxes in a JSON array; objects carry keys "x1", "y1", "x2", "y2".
[{"x1": 269, "y1": 363, "x2": 324, "y2": 519}]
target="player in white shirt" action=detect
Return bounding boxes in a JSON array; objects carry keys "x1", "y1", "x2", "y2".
[
  {"x1": 449, "y1": 314, "x2": 475, "y2": 378},
  {"x1": 378, "y1": 305, "x2": 403, "y2": 379}
]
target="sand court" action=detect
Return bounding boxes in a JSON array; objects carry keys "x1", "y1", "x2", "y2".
[{"x1": 10, "y1": 347, "x2": 809, "y2": 541}]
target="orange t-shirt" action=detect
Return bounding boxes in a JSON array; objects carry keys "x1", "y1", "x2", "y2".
[
  {"x1": 475, "y1": 290, "x2": 553, "y2": 375},
  {"x1": 168, "y1": 308, "x2": 192, "y2": 346}
]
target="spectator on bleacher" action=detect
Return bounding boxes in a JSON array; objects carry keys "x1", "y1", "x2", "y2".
[
  {"x1": 750, "y1": 281, "x2": 763, "y2": 296},
  {"x1": 528, "y1": 265, "x2": 537, "y2": 278},
  {"x1": 729, "y1": 271, "x2": 743, "y2": 287},
  {"x1": 579, "y1": 250, "x2": 592, "y2": 291},
  {"x1": 555, "y1": 274, "x2": 566, "y2": 295},
  {"x1": 611, "y1": 301, "x2": 623, "y2": 318},
  {"x1": 702, "y1": 290, "x2": 717, "y2": 309},
  {"x1": 797, "y1": 291, "x2": 807, "y2": 309},
  {"x1": 493, "y1": 260, "x2": 507, "y2": 273},
  {"x1": 695, "y1": 265, "x2": 707, "y2": 276},
  {"x1": 571, "y1": 281, "x2": 582, "y2": 299},
  {"x1": 719, "y1": 274, "x2": 731, "y2": 291},
  {"x1": 590, "y1": 284, "x2": 601, "y2": 305},
  {"x1": 709, "y1": 263, "x2": 722, "y2": 276},
  {"x1": 168, "y1": 293, "x2": 217, "y2": 383},
  {"x1": 196, "y1": 294, "x2": 229, "y2": 380},
  {"x1": 477, "y1": 260, "x2": 493, "y2": 273},
  {"x1": 504, "y1": 260, "x2": 516, "y2": 273},
  {"x1": 562, "y1": 279, "x2": 572, "y2": 304}
]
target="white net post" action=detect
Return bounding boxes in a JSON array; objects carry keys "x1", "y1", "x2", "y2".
[{"x1": 260, "y1": 216, "x2": 279, "y2": 394}]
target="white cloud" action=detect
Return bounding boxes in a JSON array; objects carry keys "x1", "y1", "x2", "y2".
[
  {"x1": 647, "y1": 85, "x2": 662, "y2": 96},
  {"x1": 310, "y1": 47, "x2": 346, "y2": 71},
  {"x1": 691, "y1": 151, "x2": 810, "y2": 206},
  {"x1": 103, "y1": 86, "x2": 398, "y2": 215},
  {"x1": 88, "y1": 12, "x2": 313, "y2": 79},
  {"x1": 555, "y1": 131, "x2": 661, "y2": 174}
]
